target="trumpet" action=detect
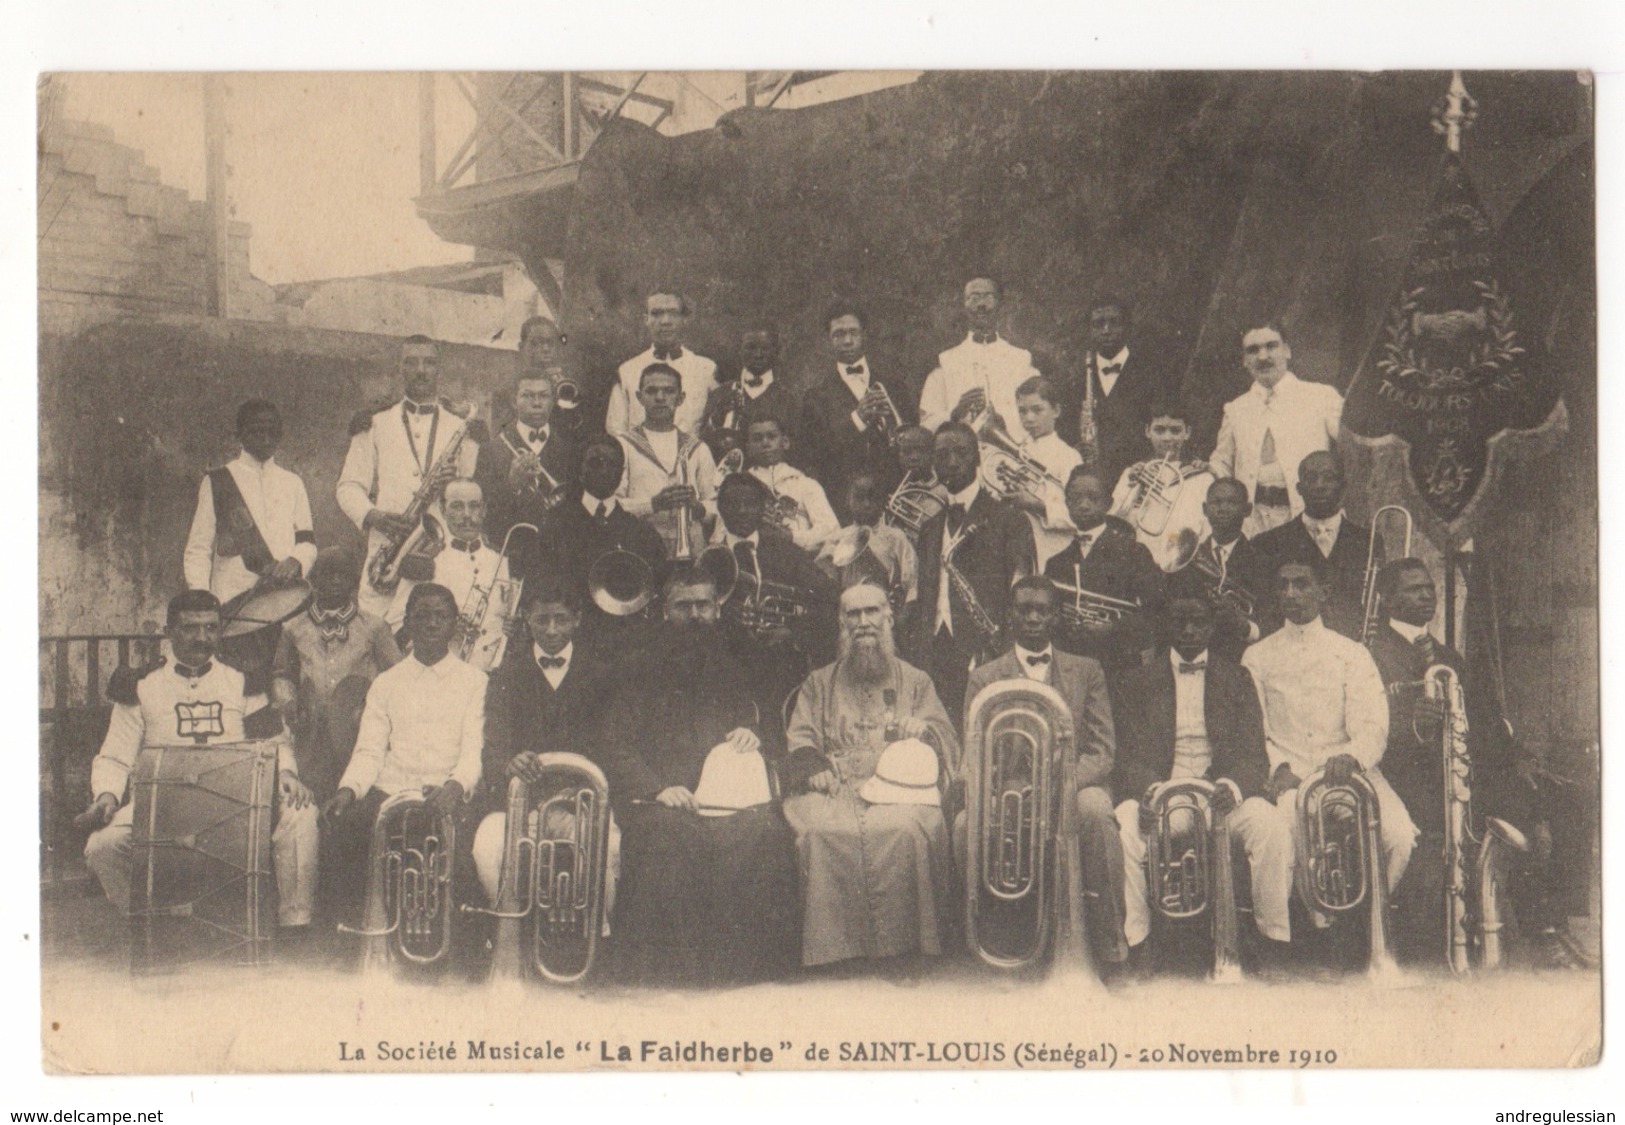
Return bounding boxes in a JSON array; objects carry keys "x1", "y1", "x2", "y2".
[
  {"x1": 1053, "y1": 562, "x2": 1140, "y2": 631},
  {"x1": 672, "y1": 449, "x2": 697, "y2": 562},
  {"x1": 1188, "y1": 549, "x2": 1257, "y2": 622},
  {"x1": 339, "y1": 790, "x2": 459, "y2": 973},
  {"x1": 883, "y1": 471, "x2": 947, "y2": 543},
  {"x1": 980, "y1": 425, "x2": 1066, "y2": 501},
  {"x1": 500, "y1": 432, "x2": 569, "y2": 511},
  {"x1": 870, "y1": 382, "x2": 906, "y2": 437},
  {"x1": 1144, "y1": 778, "x2": 1243, "y2": 984},
  {"x1": 463, "y1": 758, "x2": 612, "y2": 985},
  {"x1": 456, "y1": 522, "x2": 538, "y2": 671},
  {"x1": 964, "y1": 679, "x2": 1094, "y2": 977},
  {"x1": 1359, "y1": 505, "x2": 1414, "y2": 644},
  {"x1": 1294, "y1": 766, "x2": 1400, "y2": 981}
]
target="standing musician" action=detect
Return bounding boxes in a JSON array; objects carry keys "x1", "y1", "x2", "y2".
[
  {"x1": 385, "y1": 479, "x2": 510, "y2": 660},
  {"x1": 614, "y1": 363, "x2": 719, "y2": 558},
  {"x1": 1250, "y1": 451, "x2": 1376, "y2": 640},
  {"x1": 816, "y1": 473, "x2": 919, "y2": 627},
  {"x1": 962, "y1": 576, "x2": 1127, "y2": 966},
  {"x1": 80, "y1": 590, "x2": 318, "y2": 932},
  {"x1": 595, "y1": 565, "x2": 800, "y2": 986},
  {"x1": 533, "y1": 434, "x2": 666, "y2": 650},
  {"x1": 321, "y1": 583, "x2": 485, "y2": 930},
  {"x1": 1112, "y1": 584, "x2": 1293, "y2": 963},
  {"x1": 470, "y1": 579, "x2": 614, "y2": 908},
  {"x1": 919, "y1": 276, "x2": 1040, "y2": 437},
  {"x1": 337, "y1": 334, "x2": 481, "y2": 618},
  {"x1": 183, "y1": 399, "x2": 319, "y2": 736},
  {"x1": 1043, "y1": 468, "x2": 1165, "y2": 674},
  {"x1": 606, "y1": 289, "x2": 718, "y2": 439},
  {"x1": 1110, "y1": 398, "x2": 1214, "y2": 573},
  {"x1": 1242, "y1": 559, "x2": 1416, "y2": 898},
  {"x1": 1364, "y1": 558, "x2": 1548, "y2": 965},
  {"x1": 516, "y1": 316, "x2": 586, "y2": 438},
  {"x1": 908, "y1": 422, "x2": 1034, "y2": 723},
  {"x1": 1210, "y1": 320, "x2": 1342, "y2": 538},
  {"x1": 781, "y1": 582, "x2": 961, "y2": 968},
  {"x1": 711, "y1": 473, "x2": 839, "y2": 742},
  {"x1": 988, "y1": 375, "x2": 1082, "y2": 570},
  {"x1": 702, "y1": 324, "x2": 796, "y2": 460},
  {"x1": 891, "y1": 424, "x2": 946, "y2": 498},
  {"x1": 472, "y1": 368, "x2": 575, "y2": 541},
  {"x1": 797, "y1": 303, "x2": 915, "y2": 523},
  {"x1": 271, "y1": 546, "x2": 402, "y2": 802},
  {"x1": 743, "y1": 412, "x2": 840, "y2": 555},
  {"x1": 1188, "y1": 477, "x2": 1267, "y2": 662},
  {"x1": 1065, "y1": 296, "x2": 1164, "y2": 487}
]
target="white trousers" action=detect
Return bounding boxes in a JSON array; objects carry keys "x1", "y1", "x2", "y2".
[
  {"x1": 84, "y1": 800, "x2": 318, "y2": 927},
  {"x1": 1117, "y1": 794, "x2": 1294, "y2": 947},
  {"x1": 1278, "y1": 769, "x2": 1418, "y2": 896},
  {"x1": 472, "y1": 811, "x2": 622, "y2": 929}
]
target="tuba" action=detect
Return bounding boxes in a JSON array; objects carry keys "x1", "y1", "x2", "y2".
[
  {"x1": 464, "y1": 757, "x2": 612, "y2": 985},
  {"x1": 964, "y1": 679, "x2": 1094, "y2": 978},
  {"x1": 1427, "y1": 664, "x2": 1530, "y2": 973},
  {"x1": 456, "y1": 522, "x2": 539, "y2": 671},
  {"x1": 883, "y1": 471, "x2": 947, "y2": 543},
  {"x1": 1294, "y1": 766, "x2": 1401, "y2": 981},
  {"x1": 339, "y1": 790, "x2": 459, "y2": 972},
  {"x1": 1143, "y1": 778, "x2": 1243, "y2": 983},
  {"x1": 1358, "y1": 505, "x2": 1415, "y2": 644}
]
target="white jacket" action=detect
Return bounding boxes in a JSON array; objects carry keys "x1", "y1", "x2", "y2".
[{"x1": 1210, "y1": 373, "x2": 1342, "y2": 517}]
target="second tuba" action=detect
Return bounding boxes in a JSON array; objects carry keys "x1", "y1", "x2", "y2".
[
  {"x1": 339, "y1": 789, "x2": 459, "y2": 973},
  {"x1": 1294, "y1": 766, "x2": 1401, "y2": 981},
  {"x1": 1143, "y1": 778, "x2": 1243, "y2": 983}
]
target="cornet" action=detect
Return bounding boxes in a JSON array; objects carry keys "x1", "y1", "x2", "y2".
[{"x1": 500, "y1": 432, "x2": 569, "y2": 511}]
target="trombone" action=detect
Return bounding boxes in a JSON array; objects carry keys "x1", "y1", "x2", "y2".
[{"x1": 1359, "y1": 505, "x2": 1415, "y2": 644}]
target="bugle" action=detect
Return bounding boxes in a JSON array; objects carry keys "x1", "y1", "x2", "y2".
[
  {"x1": 1293, "y1": 767, "x2": 1400, "y2": 981},
  {"x1": 964, "y1": 679, "x2": 1094, "y2": 977},
  {"x1": 339, "y1": 790, "x2": 459, "y2": 972},
  {"x1": 1359, "y1": 505, "x2": 1415, "y2": 644},
  {"x1": 1143, "y1": 778, "x2": 1243, "y2": 983},
  {"x1": 457, "y1": 522, "x2": 538, "y2": 671},
  {"x1": 882, "y1": 471, "x2": 947, "y2": 543},
  {"x1": 464, "y1": 757, "x2": 612, "y2": 985}
]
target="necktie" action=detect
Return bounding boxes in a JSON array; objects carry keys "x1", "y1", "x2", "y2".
[
  {"x1": 538, "y1": 655, "x2": 566, "y2": 670},
  {"x1": 971, "y1": 331, "x2": 996, "y2": 345},
  {"x1": 1413, "y1": 634, "x2": 1437, "y2": 665},
  {"x1": 1178, "y1": 661, "x2": 1207, "y2": 674},
  {"x1": 595, "y1": 501, "x2": 609, "y2": 522},
  {"x1": 948, "y1": 502, "x2": 967, "y2": 533},
  {"x1": 1024, "y1": 653, "x2": 1051, "y2": 667},
  {"x1": 846, "y1": 363, "x2": 865, "y2": 376},
  {"x1": 528, "y1": 428, "x2": 545, "y2": 446},
  {"x1": 1260, "y1": 427, "x2": 1278, "y2": 465},
  {"x1": 450, "y1": 537, "x2": 480, "y2": 554},
  {"x1": 653, "y1": 345, "x2": 682, "y2": 362}
]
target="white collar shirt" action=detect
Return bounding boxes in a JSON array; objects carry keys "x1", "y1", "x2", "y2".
[
  {"x1": 534, "y1": 641, "x2": 573, "y2": 690},
  {"x1": 1388, "y1": 619, "x2": 1430, "y2": 645},
  {"x1": 1301, "y1": 510, "x2": 1345, "y2": 557},
  {"x1": 1001, "y1": 430, "x2": 1082, "y2": 567},
  {"x1": 1170, "y1": 648, "x2": 1213, "y2": 779},
  {"x1": 183, "y1": 451, "x2": 318, "y2": 603},
  {"x1": 750, "y1": 463, "x2": 841, "y2": 552},
  {"x1": 1241, "y1": 616, "x2": 1388, "y2": 776},
  {"x1": 1095, "y1": 347, "x2": 1130, "y2": 397},
  {"x1": 91, "y1": 661, "x2": 257, "y2": 802},
  {"x1": 517, "y1": 422, "x2": 550, "y2": 454},
  {"x1": 839, "y1": 357, "x2": 871, "y2": 402},
  {"x1": 338, "y1": 652, "x2": 486, "y2": 798},
  {"x1": 935, "y1": 480, "x2": 983, "y2": 633},
  {"x1": 919, "y1": 334, "x2": 1040, "y2": 433},
  {"x1": 1013, "y1": 643, "x2": 1056, "y2": 683},
  {"x1": 580, "y1": 492, "x2": 620, "y2": 520},
  {"x1": 609, "y1": 346, "x2": 718, "y2": 438},
  {"x1": 741, "y1": 369, "x2": 775, "y2": 398}
]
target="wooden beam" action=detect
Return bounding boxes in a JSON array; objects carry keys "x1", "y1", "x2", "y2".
[{"x1": 418, "y1": 74, "x2": 436, "y2": 198}]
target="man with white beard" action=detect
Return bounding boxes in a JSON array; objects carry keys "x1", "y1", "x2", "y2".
[{"x1": 782, "y1": 582, "x2": 960, "y2": 969}]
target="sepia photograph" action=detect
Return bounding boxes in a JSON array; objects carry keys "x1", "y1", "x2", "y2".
[{"x1": 32, "y1": 60, "x2": 1601, "y2": 1083}]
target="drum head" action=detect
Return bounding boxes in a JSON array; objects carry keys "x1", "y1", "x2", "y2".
[{"x1": 220, "y1": 579, "x2": 313, "y2": 637}]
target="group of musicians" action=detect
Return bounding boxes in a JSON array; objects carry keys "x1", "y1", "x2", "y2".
[{"x1": 77, "y1": 277, "x2": 1558, "y2": 985}]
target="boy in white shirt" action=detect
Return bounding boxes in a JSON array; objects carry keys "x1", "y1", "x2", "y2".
[
  {"x1": 743, "y1": 414, "x2": 839, "y2": 555},
  {"x1": 984, "y1": 376, "x2": 1081, "y2": 569}
]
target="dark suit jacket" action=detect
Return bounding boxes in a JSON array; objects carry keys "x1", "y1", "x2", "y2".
[
  {"x1": 1190, "y1": 533, "x2": 1270, "y2": 662},
  {"x1": 479, "y1": 646, "x2": 613, "y2": 813},
  {"x1": 1251, "y1": 515, "x2": 1376, "y2": 641},
  {"x1": 535, "y1": 497, "x2": 668, "y2": 651},
  {"x1": 909, "y1": 489, "x2": 1033, "y2": 662},
  {"x1": 472, "y1": 420, "x2": 579, "y2": 541},
  {"x1": 965, "y1": 648, "x2": 1116, "y2": 791},
  {"x1": 1056, "y1": 350, "x2": 1166, "y2": 487},
  {"x1": 796, "y1": 367, "x2": 915, "y2": 522},
  {"x1": 1366, "y1": 624, "x2": 1531, "y2": 833},
  {"x1": 701, "y1": 372, "x2": 797, "y2": 458},
  {"x1": 1043, "y1": 527, "x2": 1165, "y2": 670},
  {"x1": 1111, "y1": 655, "x2": 1270, "y2": 804}
]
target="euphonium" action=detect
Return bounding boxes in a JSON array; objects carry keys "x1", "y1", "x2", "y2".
[
  {"x1": 1294, "y1": 766, "x2": 1400, "y2": 981},
  {"x1": 965, "y1": 679, "x2": 1094, "y2": 977},
  {"x1": 883, "y1": 471, "x2": 947, "y2": 542},
  {"x1": 464, "y1": 756, "x2": 611, "y2": 985},
  {"x1": 456, "y1": 522, "x2": 539, "y2": 671},
  {"x1": 340, "y1": 790, "x2": 458, "y2": 972},
  {"x1": 1144, "y1": 778, "x2": 1243, "y2": 983},
  {"x1": 1359, "y1": 505, "x2": 1414, "y2": 644}
]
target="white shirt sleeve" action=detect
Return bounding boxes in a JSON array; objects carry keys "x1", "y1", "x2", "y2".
[
  {"x1": 336, "y1": 675, "x2": 393, "y2": 797},
  {"x1": 336, "y1": 429, "x2": 380, "y2": 530},
  {"x1": 1210, "y1": 406, "x2": 1237, "y2": 479},
  {"x1": 1323, "y1": 386, "x2": 1344, "y2": 446},
  {"x1": 919, "y1": 367, "x2": 951, "y2": 433},
  {"x1": 613, "y1": 440, "x2": 651, "y2": 517},
  {"x1": 1345, "y1": 644, "x2": 1389, "y2": 769},
  {"x1": 289, "y1": 476, "x2": 318, "y2": 575},
  {"x1": 691, "y1": 443, "x2": 719, "y2": 523},
  {"x1": 451, "y1": 671, "x2": 486, "y2": 794},
  {"x1": 793, "y1": 478, "x2": 841, "y2": 551},
  {"x1": 90, "y1": 701, "x2": 145, "y2": 802},
  {"x1": 183, "y1": 475, "x2": 216, "y2": 592},
  {"x1": 605, "y1": 378, "x2": 631, "y2": 439}
]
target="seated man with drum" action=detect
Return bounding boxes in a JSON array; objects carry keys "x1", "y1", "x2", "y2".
[
  {"x1": 1112, "y1": 580, "x2": 1292, "y2": 972},
  {"x1": 1108, "y1": 398, "x2": 1213, "y2": 574},
  {"x1": 595, "y1": 564, "x2": 800, "y2": 986},
  {"x1": 781, "y1": 581, "x2": 960, "y2": 969},
  {"x1": 321, "y1": 583, "x2": 485, "y2": 935},
  {"x1": 80, "y1": 590, "x2": 319, "y2": 931}
]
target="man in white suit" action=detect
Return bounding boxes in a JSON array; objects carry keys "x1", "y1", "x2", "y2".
[
  {"x1": 606, "y1": 290, "x2": 719, "y2": 439},
  {"x1": 1209, "y1": 322, "x2": 1342, "y2": 537}
]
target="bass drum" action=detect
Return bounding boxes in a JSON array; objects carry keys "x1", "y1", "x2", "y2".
[
  {"x1": 1140, "y1": 469, "x2": 1213, "y2": 573},
  {"x1": 128, "y1": 742, "x2": 279, "y2": 973}
]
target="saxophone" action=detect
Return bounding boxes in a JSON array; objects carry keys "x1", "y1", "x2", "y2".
[
  {"x1": 942, "y1": 519, "x2": 1000, "y2": 647},
  {"x1": 366, "y1": 418, "x2": 473, "y2": 595},
  {"x1": 1076, "y1": 355, "x2": 1101, "y2": 473}
]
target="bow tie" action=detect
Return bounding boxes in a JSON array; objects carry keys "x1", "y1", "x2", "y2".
[
  {"x1": 173, "y1": 660, "x2": 212, "y2": 681},
  {"x1": 450, "y1": 537, "x2": 481, "y2": 554},
  {"x1": 538, "y1": 654, "x2": 567, "y2": 670},
  {"x1": 845, "y1": 363, "x2": 866, "y2": 376},
  {"x1": 1024, "y1": 652, "x2": 1051, "y2": 667},
  {"x1": 971, "y1": 331, "x2": 997, "y2": 345},
  {"x1": 653, "y1": 345, "x2": 683, "y2": 362},
  {"x1": 1178, "y1": 660, "x2": 1207, "y2": 674},
  {"x1": 743, "y1": 373, "x2": 766, "y2": 388},
  {"x1": 527, "y1": 428, "x2": 547, "y2": 446},
  {"x1": 403, "y1": 398, "x2": 437, "y2": 416},
  {"x1": 1100, "y1": 363, "x2": 1122, "y2": 377}
]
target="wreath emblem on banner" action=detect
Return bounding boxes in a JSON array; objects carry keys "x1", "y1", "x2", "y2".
[
  {"x1": 1424, "y1": 439, "x2": 1471, "y2": 504},
  {"x1": 1377, "y1": 279, "x2": 1525, "y2": 394}
]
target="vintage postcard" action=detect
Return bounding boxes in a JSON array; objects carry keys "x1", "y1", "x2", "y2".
[{"x1": 35, "y1": 68, "x2": 1599, "y2": 1078}]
